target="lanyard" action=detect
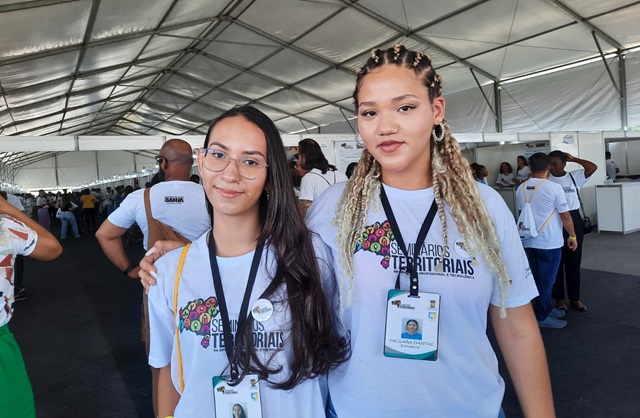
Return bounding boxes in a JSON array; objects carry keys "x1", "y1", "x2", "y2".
[
  {"x1": 380, "y1": 186, "x2": 437, "y2": 297},
  {"x1": 208, "y1": 233, "x2": 264, "y2": 380}
]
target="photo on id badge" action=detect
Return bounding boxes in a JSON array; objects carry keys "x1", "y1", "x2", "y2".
[
  {"x1": 214, "y1": 375, "x2": 262, "y2": 418},
  {"x1": 384, "y1": 289, "x2": 440, "y2": 361}
]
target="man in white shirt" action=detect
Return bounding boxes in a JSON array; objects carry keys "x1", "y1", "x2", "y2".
[
  {"x1": 548, "y1": 151, "x2": 597, "y2": 312},
  {"x1": 296, "y1": 138, "x2": 346, "y2": 216},
  {"x1": 96, "y1": 138, "x2": 210, "y2": 416},
  {"x1": 605, "y1": 151, "x2": 619, "y2": 181},
  {"x1": 516, "y1": 152, "x2": 577, "y2": 329}
]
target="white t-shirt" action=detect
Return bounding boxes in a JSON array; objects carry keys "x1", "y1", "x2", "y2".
[
  {"x1": 299, "y1": 168, "x2": 346, "y2": 202},
  {"x1": 306, "y1": 182, "x2": 538, "y2": 418},
  {"x1": 548, "y1": 169, "x2": 589, "y2": 211},
  {"x1": 104, "y1": 190, "x2": 115, "y2": 205},
  {"x1": 7, "y1": 194, "x2": 24, "y2": 211},
  {"x1": 606, "y1": 159, "x2": 618, "y2": 180},
  {"x1": 0, "y1": 215, "x2": 37, "y2": 327},
  {"x1": 496, "y1": 172, "x2": 515, "y2": 186},
  {"x1": 148, "y1": 233, "x2": 336, "y2": 418},
  {"x1": 516, "y1": 179, "x2": 569, "y2": 249},
  {"x1": 514, "y1": 166, "x2": 531, "y2": 181},
  {"x1": 108, "y1": 181, "x2": 210, "y2": 250}
]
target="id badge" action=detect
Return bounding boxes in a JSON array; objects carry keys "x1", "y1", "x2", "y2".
[
  {"x1": 213, "y1": 374, "x2": 263, "y2": 418},
  {"x1": 383, "y1": 289, "x2": 441, "y2": 361}
]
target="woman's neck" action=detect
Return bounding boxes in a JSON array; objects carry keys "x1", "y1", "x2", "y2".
[
  {"x1": 211, "y1": 212, "x2": 262, "y2": 257},
  {"x1": 381, "y1": 164, "x2": 433, "y2": 190}
]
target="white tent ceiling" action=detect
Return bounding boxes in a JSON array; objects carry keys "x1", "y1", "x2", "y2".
[{"x1": 1, "y1": 0, "x2": 640, "y2": 182}]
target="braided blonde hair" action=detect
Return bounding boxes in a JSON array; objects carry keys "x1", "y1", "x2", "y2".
[{"x1": 334, "y1": 45, "x2": 511, "y2": 318}]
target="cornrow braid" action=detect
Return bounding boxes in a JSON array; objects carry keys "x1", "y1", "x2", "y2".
[
  {"x1": 354, "y1": 44, "x2": 440, "y2": 105},
  {"x1": 334, "y1": 149, "x2": 381, "y2": 312}
]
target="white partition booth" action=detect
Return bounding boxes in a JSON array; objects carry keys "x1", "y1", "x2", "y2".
[{"x1": 596, "y1": 183, "x2": 640, "y2": 234}]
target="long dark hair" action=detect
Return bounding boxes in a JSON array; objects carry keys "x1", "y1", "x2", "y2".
[
  {"x1": 298, "y1": 138, "x2": 336, "y2": 174},
  {"x1": 203, "y1": 106, "x2": 349, "y2": 389}
]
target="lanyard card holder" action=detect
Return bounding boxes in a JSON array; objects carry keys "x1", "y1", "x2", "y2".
[
  {"x1": 213, "y1": 374, "x2": 263, "y2": 417},
  {"x1": 383, "y1": 289, "x2": 440, "y2": 361}
]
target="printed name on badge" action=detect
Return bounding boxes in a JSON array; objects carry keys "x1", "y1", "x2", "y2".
[{"x1": 383, "y1": 289, "x2": 440, "y2": 361}]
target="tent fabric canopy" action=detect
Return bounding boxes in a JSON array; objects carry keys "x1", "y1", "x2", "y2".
[{"x1": 1, "y1": 0, "x2": 640, "y2": 186}]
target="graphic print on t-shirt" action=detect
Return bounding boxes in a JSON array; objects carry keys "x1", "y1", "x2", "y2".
[
  {"x1": 355, "y1": 221, "x2": 394, "y2": 268},
  {"x1": 178, "y1": 296, "x2": 285, "y2": 351},
  {"x1": 179, "y1": 296, "x2": 220, "y2": 348},
  {"x1": 355, "y1": 220, "x2": 475, "y2": 279}
]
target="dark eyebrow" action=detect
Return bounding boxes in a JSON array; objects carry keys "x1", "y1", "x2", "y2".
[
  {"x1": 358, "y1": 94, "x2": 420, "y2": 108},
  {"x1": 208, "y1": 141, "x2": 266, "y2": 159}
]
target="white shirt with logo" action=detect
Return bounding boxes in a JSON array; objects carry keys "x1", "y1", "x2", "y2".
[
  {"x1": 306, "y1": 182, "x2": 537, "y2": 418},
  {"x1": 516, "y1": 178, "x2": 569, "y2": 249},
  {"x1": 515, "y1": 165, "x2": 531, "y2": 181},
  {"x1": 548, "y1": 169, "x2": 590, "y2": 211},
  {"x1": 108, "y1": 181, "x2": 210, "y2": 250},
  {"x1": 299, "y1": 168, "x2": 346, "y2": 202},
  {"x1": 148, "y1": 233, "x2": 336, "y2": 418},
  {"x1": 496, "y1": 172, "x2": 515, "y2": 186}
]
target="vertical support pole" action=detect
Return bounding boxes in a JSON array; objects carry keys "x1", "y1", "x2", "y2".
[
  {"x1": 54, "y1": 154, "x2": 60, "y2": 189},
  {"x1": 494, "y1": 82, "x2": 502, "y2": 133},
  {"x1": 618, "y1": 52, "x2": 628, "y2": 130}
]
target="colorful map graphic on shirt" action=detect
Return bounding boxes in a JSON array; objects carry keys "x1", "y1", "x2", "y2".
[
  {"x1": 355, "y1": 220, "x2": 394, "y2": 269},
  {"x1": 178, "y1": 296, "x2": 219, "y2": 348}
]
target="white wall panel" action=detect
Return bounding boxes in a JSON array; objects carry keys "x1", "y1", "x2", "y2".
[
  {"x1": 0, "y1": 137, "x2": 75, "y2": 151},
  {"x1": 78, "y1": 136, "x2": 164, "y2": 151},
  {"x1": 576, "y1": 132, "x2": 606, "y2": 220},
  {"x1": 626, "y1": 140, "x2": 640, "y2": 174},
  {"x1": 608, "y1": 141, "x2": 628, "y2": 175},
  {"x1": 502, "y1": 143, "x2": 527, "y2": 172},
  {"x1": 475, "y1": 146, "x2": 503, "y2": 186}
]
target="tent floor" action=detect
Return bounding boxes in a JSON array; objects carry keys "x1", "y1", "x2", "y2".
[{"x1": 10, "y1": 224, "x2": 640, "y2": 417}]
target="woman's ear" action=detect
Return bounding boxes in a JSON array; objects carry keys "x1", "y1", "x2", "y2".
[{"x1": 432, "y1": 96, "x2": 446, "y2": 124}]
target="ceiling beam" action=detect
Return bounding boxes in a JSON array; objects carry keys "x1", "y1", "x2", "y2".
[{"x1": 546, "y1": 0, "x2": 623, "y2": 50}]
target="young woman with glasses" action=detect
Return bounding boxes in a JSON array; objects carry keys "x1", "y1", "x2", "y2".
[
  {"x1": 143, "y1": 106, "x2": 348, "y2": 417},
  {"x1": 305, "y1": 45, "x2": 554, "y2": 417}
]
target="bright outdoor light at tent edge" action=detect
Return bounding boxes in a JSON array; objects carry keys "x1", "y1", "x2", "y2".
[
  {"x1": 75, "y1": 166, "x2": 159, "y2": 189},
  {"x1": 501, "y1": 52, "x2": 619, "y2": 85}
]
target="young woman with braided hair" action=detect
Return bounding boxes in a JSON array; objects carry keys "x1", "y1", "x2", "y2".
[{"x1": 306, "y1": 45, "x2": 554, "y2": 417}]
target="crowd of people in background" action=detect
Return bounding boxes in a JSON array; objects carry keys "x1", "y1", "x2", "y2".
[{"x1": 6, "y1": 185, "x2": 141, "y2": 236}]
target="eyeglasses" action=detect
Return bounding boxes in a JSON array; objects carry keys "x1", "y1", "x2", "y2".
[
  {"x1": 199, "y1": 148, "x2": 268, "y2": 180},
  {"x1": 154, "y1": 155, "x2": 166, "y2": 164}
]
